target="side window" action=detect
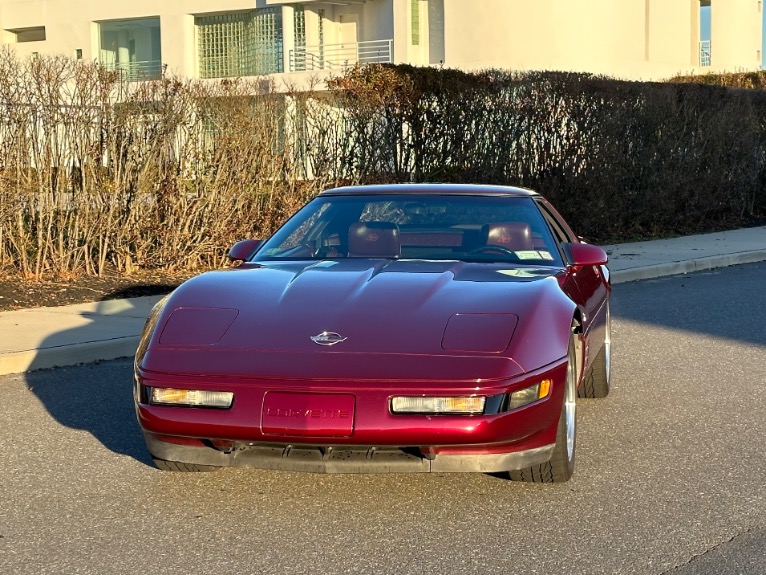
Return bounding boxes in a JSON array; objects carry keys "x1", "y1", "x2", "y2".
[
  {"x1": 537, "y1": 200, "x2": 576, "y2": 246},
  {"x1": 279, "y1": 202, "x2": 330, "y2": 249}
]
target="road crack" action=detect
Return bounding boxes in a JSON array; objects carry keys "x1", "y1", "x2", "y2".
[{"x1": 662, "y1": 527, "x2": 766, "y2": 574}]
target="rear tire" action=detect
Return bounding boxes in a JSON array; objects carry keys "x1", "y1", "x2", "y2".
[
  {"x1": 579, "y1": 301, "x2": 611, "y2": 399},
  {"x1": 153, "y1": 458, "x2": 220, "y2": 472},
  {"x1": 510, "y1": 333, "x2": 577, "y2": 483}
]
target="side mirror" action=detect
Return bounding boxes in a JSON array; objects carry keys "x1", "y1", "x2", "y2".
[
  {"x1": 227, "y1": 239, "x2": 263, "y2": 262},
  {"x1": 562, "y1": 242, "x2": 608, "y2": 267}
]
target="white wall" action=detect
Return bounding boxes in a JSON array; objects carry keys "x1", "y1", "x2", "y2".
[
  {"x1": 0, "y1": 0, "x2": 761, "y2": 81},
  {"x1": 711, "y1": 0, "x2": 761, "y2": 70},
  {"x1": 438, "y1": 0, "x2": 760, "y2": 79}
]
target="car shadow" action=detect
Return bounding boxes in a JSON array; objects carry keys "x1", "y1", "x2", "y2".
[{"x1": 23, "y1": 287, "x2": 174, "y2": 467}]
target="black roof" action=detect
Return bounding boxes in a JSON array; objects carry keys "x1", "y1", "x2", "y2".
[{"x1": 319, "y1": 183, "x2": 539, "y2": 198}]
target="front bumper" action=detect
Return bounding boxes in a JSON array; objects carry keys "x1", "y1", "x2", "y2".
[
  {"x1": 135, "y1": 357, "x2": 567, "y2": 473},
  {"x1": 145, "y1": 433, "x2": 555, "y2": 474}
]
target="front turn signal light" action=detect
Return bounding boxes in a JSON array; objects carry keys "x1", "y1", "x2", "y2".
[{"x1": 509, "y1": 379, "x2": 552, "y2": 410}]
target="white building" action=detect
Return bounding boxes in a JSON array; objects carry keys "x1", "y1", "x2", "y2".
[{"x1": 0, "y1": 0, "x2": 762, "y2": 83}]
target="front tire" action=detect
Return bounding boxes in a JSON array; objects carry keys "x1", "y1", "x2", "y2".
[
  {"x1": 579, "y1": 301, "x2": 611, "y2": 399},
  {"x1": 510, "y1": 333, "x2": 577, "y2": 483}
]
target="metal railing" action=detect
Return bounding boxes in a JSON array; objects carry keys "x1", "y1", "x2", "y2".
[
  {"x1": 289, "y1": 39, "x2": 393, "y2": 72},
  {"x1": 101, "y1": 60, "x2": 164, "y2": 81},
  {"x1": 699, "y1": 41, "x2": 711, "y2": 67}
]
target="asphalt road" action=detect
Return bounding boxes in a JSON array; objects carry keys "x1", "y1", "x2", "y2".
[{"x1": 1, "y1": 262, "x2": 765, "y2": 575}]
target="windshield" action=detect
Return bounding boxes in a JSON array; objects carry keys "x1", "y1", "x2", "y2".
[{"x1": 253, "y1": 194, "x2": 563, "y2": 266}]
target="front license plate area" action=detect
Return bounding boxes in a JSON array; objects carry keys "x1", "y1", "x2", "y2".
[{"x1": 261, "y1": 392, "x2": 355, "y2": 437}]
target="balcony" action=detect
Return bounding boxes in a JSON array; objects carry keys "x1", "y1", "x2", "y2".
[
  {"x1": 289, "y1": 39, "x2": 393, "y2": 72},
  {"x1": 699, "y1": 40, "x2": 711, "y2": 67},
  {"x1": 102, "y1": 60, "x2": 164, "y2": 82}
]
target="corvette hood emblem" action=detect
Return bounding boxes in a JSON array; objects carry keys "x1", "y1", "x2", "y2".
[{"x1": 310, "y1": 331, "x2": 347, "y2": 346}]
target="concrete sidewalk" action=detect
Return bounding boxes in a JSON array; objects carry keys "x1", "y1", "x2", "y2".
[
  {"x1": 1, "y1": 225, "x2": 765, "y2": 376},
  {"x1": 0, "y1": 296, "x2": 162, "y2": 375}
]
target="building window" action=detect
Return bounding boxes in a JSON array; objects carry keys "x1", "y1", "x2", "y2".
[
  {"x1": 699, "y1": 0, "x2": 711, "y2": 66},
  {"x1": 292, "y1": 5, "x2": 308, "y2": 71},
  {"x1": 318, "y1": 8, "x2": 325, "y2": 66},
  {"x1": 411, "y1": 0, "x2": 420, "y2": 45},
  {"x1": 7, "y1": 26, "x2": 46, "y2": 43},
  {"x1": 196, "y1": 8, "x2": 283, "y2": 79},
  {"x1": 294, "y1": 5, "x2": 306, "y2": 51},
  {"x1": 99, "y1": 18, "x2": 162, "y2": 80},
  {"x1": 428, "y1": 0, "x2": 445, "y2": 64}
]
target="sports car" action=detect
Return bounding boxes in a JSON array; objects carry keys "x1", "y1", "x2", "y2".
[{"x1": 134, "y1": 184, "x2": 611, "y2": 483}]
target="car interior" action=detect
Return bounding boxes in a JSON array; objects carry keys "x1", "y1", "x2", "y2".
[{"x1": 259, "y1": 196, "x2": 563, "y2": 265}]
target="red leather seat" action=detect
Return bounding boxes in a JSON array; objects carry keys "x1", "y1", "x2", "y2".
[
  {"x1": 348, "y1": 222, "x2": 401, "y2": 258},
  {"x1": 481, "y1": 222, "x2": 533, "y2": 251}
]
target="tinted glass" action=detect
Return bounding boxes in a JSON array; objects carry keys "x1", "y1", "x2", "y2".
[{"x1": 254, "y1": 194, "x2": 563, "y2": 266}]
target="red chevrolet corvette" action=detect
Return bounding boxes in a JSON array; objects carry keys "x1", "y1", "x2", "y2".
[{"x1": 134, "y1": 184, "x2": 611, "y2": 482}]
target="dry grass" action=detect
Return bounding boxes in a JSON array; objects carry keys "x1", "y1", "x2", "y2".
[{"x1": 1, "y1": 54, "x2": 764, "y2": 281}]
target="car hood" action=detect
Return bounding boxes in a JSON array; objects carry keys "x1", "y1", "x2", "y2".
[{"x1": 140, "y1": 259, "x2": 569, "y2": 381}]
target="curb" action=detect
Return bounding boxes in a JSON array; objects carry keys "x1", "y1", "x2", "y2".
[{"x1": 610, "y1": 250, "x2": 766, "y2": 284}]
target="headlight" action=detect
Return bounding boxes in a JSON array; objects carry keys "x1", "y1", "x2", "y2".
[
  {"x1": 149, "y1": 387, "x2": 234, "y2": 409},
  {"x1": 509, "y1": 379, "x2": 551, "y2": 410},
  {"x1": 135, "y1": 294, "x2": 171, "y2": 362},
  {"x1": 391, "y1": 396, "x2": 485, "y2": 414}
]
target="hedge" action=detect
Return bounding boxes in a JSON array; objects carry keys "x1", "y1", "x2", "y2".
[{"x1": 0, "y1": 51, "x2": 763, "y2": 278}]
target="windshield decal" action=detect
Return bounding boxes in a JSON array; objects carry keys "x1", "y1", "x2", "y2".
[{"x1": 515, "y1": 250, "x2": 554, "y2": 261}]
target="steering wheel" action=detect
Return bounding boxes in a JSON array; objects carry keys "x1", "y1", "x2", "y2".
[
  {"x1": 469, "y1": 245, "x2": 519, "y2": 257},
  {"x1": 315, "y1": 245, "x2": 343, "y2": 258},
  {"x1": 278, "y1": 243, "x2": 315, "y2": 258}
]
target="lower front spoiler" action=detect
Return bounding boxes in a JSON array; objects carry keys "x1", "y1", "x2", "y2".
[{"x1": 145, "y1": 434, "x2": 555, "y2": 474}]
